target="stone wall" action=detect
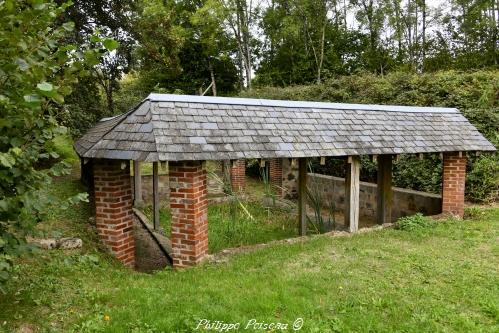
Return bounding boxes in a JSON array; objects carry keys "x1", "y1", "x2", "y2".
[
  {"x1": 308, "y1": 173, "x2": 442, "y2": 221},
  {"x1": 282, "y1": 158, "x2": 299, "y2": 199},
  {"x1": 131, "y1": 172, "x2": 224, "y2": 204}
]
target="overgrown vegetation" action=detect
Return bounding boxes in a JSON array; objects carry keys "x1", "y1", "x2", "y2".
[
  {"x1": 242, "y1": 71, "x2": 498, "y2": 109},
  {"x1": 0, "y1": 1, "x2": 119, "y2": 291},
  {"x1": 1, "y1": 2, "x2": 498, "y2": 328},
  {"x1": 395, "y1": 213, "x2": 434, "y2": 231},
  {"x1": 1, "y1": 166, "x2": 498, "y2": 332},
  {"x1": 143, "y1": 201, "x2": 296, "y2": 254},
  {"x1": 51, "y1": 0, "x2": 499, "y2": 133},
  {"x1": 307, "y1": 163, "x2": 337, "y2": 234},
  {"x1": 242, "y1": 71, "x2": 499, "y2": 202}
]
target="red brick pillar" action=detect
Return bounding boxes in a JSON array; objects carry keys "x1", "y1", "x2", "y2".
[
  {"x1": 442, "y1": 152, "x2": 467, "y2": 218},
  {"x1": 269, "y1": 158, "x2": 283, "y2": 197},
  {"x1": 230, "y1": 160, "x2": 246, "y2": 192},
  {"x1": 93, "y1": 159, "x2": 135, "y2": 267},
  {"x1": 169, "y1": 161, "x2": 208, "y2": 267}
]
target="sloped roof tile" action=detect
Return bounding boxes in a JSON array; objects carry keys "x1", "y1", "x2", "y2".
[{"x1": 74, "y1": 94, "x2": 496, "y2": 161}]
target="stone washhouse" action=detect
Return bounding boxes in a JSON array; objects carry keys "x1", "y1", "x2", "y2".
[{"x1": 74, "y1": 94, "x2": 496, "y2": 268}]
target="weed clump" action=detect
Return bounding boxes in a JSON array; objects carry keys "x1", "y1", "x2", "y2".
[{"x1": 395, "y1": 213, "x2": 433, "y2": 231}]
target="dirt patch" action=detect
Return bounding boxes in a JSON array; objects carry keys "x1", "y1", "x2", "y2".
[{"x1": 134, "y1": 218, "x2": 170, "y2": 273}]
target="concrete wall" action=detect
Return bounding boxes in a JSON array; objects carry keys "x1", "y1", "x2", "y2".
[{"x1": 308, "y1": 173, "x2": 442, "y2": 221}]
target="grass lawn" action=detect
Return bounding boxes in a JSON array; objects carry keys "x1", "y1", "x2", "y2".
[
  {"x1": 142, "y1": 199, "x2": 297, "y2": 254},
  {"x1": 0, "y1": 166, "x2": 498, "y2": 332}
]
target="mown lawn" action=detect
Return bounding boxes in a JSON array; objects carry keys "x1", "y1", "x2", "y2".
[{"x1": 0, "y1": 169, "x2": 498, "y2": 332}]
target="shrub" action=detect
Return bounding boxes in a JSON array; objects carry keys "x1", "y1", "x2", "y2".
[
  {"x1": 242, "y1": 71, "x2": 499, "y2": 202},
  {"x1": 0, "y1": 1, "x2": 108, "y2": 291},
  {"x1": 395, "y1": 213, "x2": 434, "y2": 231}
]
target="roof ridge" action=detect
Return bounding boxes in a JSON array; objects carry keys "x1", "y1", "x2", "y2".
[{"x1": 147, "y1": 93, "x2": 458, "y2": 114}]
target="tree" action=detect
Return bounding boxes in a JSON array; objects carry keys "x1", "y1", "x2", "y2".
[
  {"x1": 0, "y1": 0, "x2": 110, "y2": 291},
  {"x1": 125, "y1": 0, "x2": 238, "y2": 100},
  {"x1": 256, "y1": 0, "x2": 364, "y2": 86},
  {"x1": 443, "y1": 0, "x2": 499, "y2": 68},
  {"x1": 351, "y1": 0, "x2": 389, "y2": 73},
  {"x1": 218, "y1": 0, "x2": 261, "y2": 89},
  {"x1": 63, "y1": 0, "x2": 137, "y2": 114}
]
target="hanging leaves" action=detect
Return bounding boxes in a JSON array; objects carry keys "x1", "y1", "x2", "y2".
[{"x1": 0, "y1": 0, "x2": 107, "y2": 291}]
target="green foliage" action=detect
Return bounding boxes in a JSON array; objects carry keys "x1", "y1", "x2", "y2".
[
  {"x1": 395, "y1": 213, "x2": 434, "y2": 231},
  {"x1": 466, "y1": 153, "x2": 499, "y2": 202},
  {"x1": 2, "y1": 168, "x2": 499, "y2": 332},
  {"x1": 245, "y1": 70, "x2": 498, "y2": 109},
  {"x1": 243, "y1": 70, "x2": 499, "y2": 201},
  {"x1": 144, "y1": 200, "x2": 296, "y2": 254},
  {"x1": 0, "y1": 1, "x2": 103, "y2": 291},
  {"x1": 46, "y1": 134, "x2": 80, "y2": 165},
  {"x1": 393, "y1": 155, "x2": 443, "y2": 194},
  {"x1": 256, "y1": 0, "x2": 498, "y2": 85},
  {"x1": 61, "y1": 76, "x2": 106, "y2": 138},
  {"x1": 462, "y1": 108, "x2": 499, "y2": 202},
  {"x1": 113, "y1": 73, "x2": 151, "y2": 115},
  {"x1": 260, "y1": 165, "x2": 276, "y2": 206},
  {"x1": 114, "y1": 0, "x2": 239, "y2": 114},
  {"x1": 307, "y1": 163, "x2": 336, "y2": 234},
  {"x1": 463, "y1": 207, "x2": 486, "y2": 220}
]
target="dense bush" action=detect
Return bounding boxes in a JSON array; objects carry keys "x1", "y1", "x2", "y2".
[
  {"x1": 243, "y1": 70, "x2": 498, "y2": 109},
  {"x1": 242, "y1": 70, "x2": 499, "y2": 202},
  {"x1": 60, "y1": 77, "x2": 106, "y2": 138},
  {"x1": 0, "y1": 1, "x2": 111, "y2": 291}
]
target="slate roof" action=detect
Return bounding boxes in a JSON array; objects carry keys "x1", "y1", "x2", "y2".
[{"x1": 74, "y1": 94, "x2": 496, "y2": 162}]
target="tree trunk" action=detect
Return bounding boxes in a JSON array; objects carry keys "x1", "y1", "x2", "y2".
[
  {"x1": 317, "y1": 24, "x2": 326, "y2": 84},
  {"x1": 492, "y1": 0, "x2": 498, "y2": 65},
  {"x1": 236, "y1": 0, "x2": 252, "y2": 89},
  {"x1": 343, "y1": 0, "x2": 348, "y2": 28},
  {"x1": 421, "y1": 0, "x2": 426, "y2": 72},
  {"x1": 414, "y1": 0, "x2": 418, "y2": 70},
  {"x1": 394, "y1": 0, "x2": 403, "y2": 61},
  {"x1": 104, "y1": 83, "x2": 114, "y2": 115},
  {"x1": 209, "y1": 61, "x2": 217, "y2": 96}
]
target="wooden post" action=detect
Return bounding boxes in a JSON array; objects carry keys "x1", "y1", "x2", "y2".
[
  {"x1": 376, "y1": 155, "x2": 393, "y2": 225},
  {"x1": 152, "y1": 161, "x2": 160, "y2": 230},
  {"x1": 80, "y1": 157, "x2": 85, "y2": 184},
  {"x1": 133, "y1": 160, "x2": 143, "y2": 207},
  {"x1": 345, "y1": 156, "x2": 360, "y2": 233},
  {"x1": 298, "y1": 158, "x2": 307, "y2": 236}
]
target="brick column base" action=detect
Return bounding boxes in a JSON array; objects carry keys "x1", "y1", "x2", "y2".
[
  {"x1": 269, "y1": 158, "x2": 283, "y2": 197},
  {"x1": 230, "y1": 160, "x2": 246, "y2": 192},
  {"x1": 94, "y1": 159, "x2": 135, "y2": 267},
  {"x1": 169, "y1": 161, "x2": 208, "y2": 267},
  {"x1": 442, "y1": 152, "x2": 467, "y2": 218}
]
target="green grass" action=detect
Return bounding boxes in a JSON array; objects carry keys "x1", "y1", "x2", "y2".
[
  {"x1": 1, "y1": 169, "x2": 498, "y2": 332},
  {"x1": 142, "y1": 200, "x2": 297, "y2": 253}
]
